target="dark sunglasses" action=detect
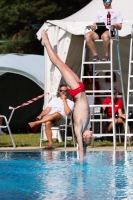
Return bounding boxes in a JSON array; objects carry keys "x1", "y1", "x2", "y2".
[
  {"x1": 103, "y1": 0, "x2": 111, "y2": 3},
  {"x1": 59, "y1": 90, "x2": 67, "y2": 93}
]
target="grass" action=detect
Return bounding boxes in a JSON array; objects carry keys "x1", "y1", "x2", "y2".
[
  {"x1": 0, "y1": 133, "x2": 40, "y2": 147},
  {"x1": 0, "y1": 133, "x2": 75, "y2": 148},
  {"x1": 0, "y1": 133, "x2": 127, "y2": 148}
]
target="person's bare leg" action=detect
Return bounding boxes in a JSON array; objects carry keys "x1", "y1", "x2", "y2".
[
  {"x1": 117, "y1": 118, "x2": 131, "y2": 145},
  {"x1": 108, "y1": 122, "x2": 113, "y2": 132},
  {"x1": 85, "y1": 31, "x2": 99, "y2": 55},
  {"x1": 124, "y1": 123, "x2": 131, "y2": 146},
  {"x1": 28, "y1": 112, "x2": 61, "y2": 128},
  {"x1": 108, "y1": 118, "x2": 127, "y2": 132},
  {"x1": 101, "y1": 31, "x2": 110, "y2": 57},
  {"x1": 107, "y1": 118, "x2": 118, "y2": 132},
  {"x1": 117, "y1": 119, "x2": 131, "y2": 145},
  {"x1": 41, "y1": 30, "x2": 80, "y2": 90},
  {"x1": 45, "y1": 121, "x2": 53, "y2": 147},
  {"x1": 128, "y1": 125, "x2": 130, "y2": 134},
  {"x1": 117, "y1": 118, "x2": 130, "y2": 133}
]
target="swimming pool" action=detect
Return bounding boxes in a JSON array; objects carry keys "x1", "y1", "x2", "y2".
[{"x1": 0, "y1": 151, "x2": 133, "y2": 200}]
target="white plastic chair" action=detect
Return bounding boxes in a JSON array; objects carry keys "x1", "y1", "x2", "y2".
[
  {"x1": 40, "y1": 114, "x2": 75, "y2": 148},
  {"x1": 60, "y1": 114, "x2": 75, "y2": 148},
  {"x1": 0, "y1": 112, "x2": 16, "y2": 148}
]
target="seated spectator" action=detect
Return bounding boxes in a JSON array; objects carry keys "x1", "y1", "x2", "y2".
[
  {"x1": 28, "y1": 84, "x2": 74, "y2": 149},
  {"x1": 85, "y1": 0, "x2": 122, "y2": 62},
  {"x1": 102, "y1": 88, "x2": 130, "y2": 133}
]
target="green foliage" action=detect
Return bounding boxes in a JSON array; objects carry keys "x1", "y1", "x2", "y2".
[
  {"x1": 0, "y1": 26, "x2": 43, "y2": 54},
  {"x1": 0, "y1": 1, "x2": 32, "y2": 37},
  {"x1": 0, "y1": 0, "x2": 91, "y2": 38},
  {"x1": 0, "y1": 0, "x2": 91, "y2": 54}
]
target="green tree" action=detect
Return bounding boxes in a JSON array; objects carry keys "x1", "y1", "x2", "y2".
[
  {"x1": 0, "y1": 0, "x2": 33, "y2": 38},
  {"x1": 0, "y1": 26, "x2": 43, "y2": 55},
  {"x1": 0, "y1": 0, "x2": 91, "y2": 54}
]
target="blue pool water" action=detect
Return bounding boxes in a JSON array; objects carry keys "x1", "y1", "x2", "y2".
[{"x1": 0, "y1": 151, "x2": 133, "y2": 200}]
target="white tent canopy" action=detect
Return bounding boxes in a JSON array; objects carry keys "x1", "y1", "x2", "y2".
[
  {"x1": 0, "y1": 54, "x2": 44, "y2": 89},
  {"x1": 37, "y1": 0, "x2": 133, "y2": 105},
  {"x1": 37, "y1": 0, "x2": 133, "y2": 37},
  {"x1": 0, "y1": 54, "x2": 45, "y2": 131}
]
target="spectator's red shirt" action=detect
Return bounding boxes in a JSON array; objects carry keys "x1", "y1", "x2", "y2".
[{"x1": 102, "y1": 97, "x2": 122, "y2": 117}]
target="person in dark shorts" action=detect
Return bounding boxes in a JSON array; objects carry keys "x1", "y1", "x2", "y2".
[
  {"x1": 85, "y1": 0, "x2": 122, "y2": 62},
  {"x1": 94, "y1": 26, "x2": 109, "y2": 39}
]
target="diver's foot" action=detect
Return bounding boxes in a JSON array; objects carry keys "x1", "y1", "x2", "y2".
[{"x1": 41, "y1": 30, "x2": 48, "y2": 46}]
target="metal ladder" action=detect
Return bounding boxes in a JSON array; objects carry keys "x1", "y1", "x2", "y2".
[
  {"x1": 81, "y1": 27, "x2": 125, "y2": 149},
  {"x1": 124, "y1": 26, "x2": 133, "y2": 149}
]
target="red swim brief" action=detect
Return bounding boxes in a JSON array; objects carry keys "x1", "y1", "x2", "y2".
[{"x1": 67, "y1": 82, "x2": 85, "y2": 97}]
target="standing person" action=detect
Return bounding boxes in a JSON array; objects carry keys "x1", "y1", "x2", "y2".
[
  {"x1": 29, "y1": 84, "x2": 74, "y2": 149},
  {"x1": 85, "y1": 0, "x2": 122, "y2": 61},
  {"x1": 40, "y1": 30, "x2": 92, "y2": 163}
]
